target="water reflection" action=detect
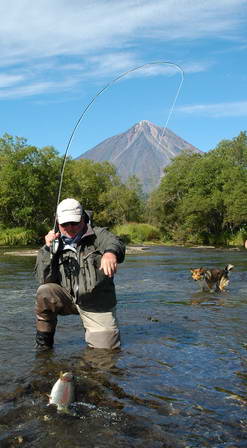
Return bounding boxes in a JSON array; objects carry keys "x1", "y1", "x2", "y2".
[{"x1": 79, "y1": 347, "x2": 123, "y2": 373}]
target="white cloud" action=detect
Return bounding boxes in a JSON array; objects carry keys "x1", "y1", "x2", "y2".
[
  {"x1": 177, "y1": 101, "x2": 247, "y2": 117},
  {"x1": 0, "y1": 74, "x2": 25, "y2": 88},
  {"x1": 85, "y1": 52, "x2": 140, "y2": 78},
  {"x1": 0, "y1": 0, "x2": 246, "y2": 62},
  {"x1": 0, "y1": 57, "x2": 212, "y2": 99},
  {"x1": 183, "y1": 61, "x2": 214, "y2": 74},
  {"x1": 0, "y1": 78, "x2": 79, "y2": 99},
  {"x1": 0, "y1": 58, "x2": 186, "y2": 99},
  {"x1": 0, "y1": 0, "x2": 246, "y2": 99}
]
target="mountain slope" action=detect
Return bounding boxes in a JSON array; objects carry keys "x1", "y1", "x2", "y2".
[{"x1": 78, "y1": 120, "x2": 200, "y2": 193}]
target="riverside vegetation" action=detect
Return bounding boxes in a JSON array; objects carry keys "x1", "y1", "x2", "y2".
[{"x1": 1, "y1": 131, "x2": 247, "y2": 247}]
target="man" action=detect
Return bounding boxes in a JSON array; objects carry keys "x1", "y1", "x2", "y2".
[{"x1": 35, "y1": 198, "x2": 125, "y2": 351}]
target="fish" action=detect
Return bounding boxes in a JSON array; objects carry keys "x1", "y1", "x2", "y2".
[{"x1": 49, "y1": 371, "x2": 75, "y2": 412}]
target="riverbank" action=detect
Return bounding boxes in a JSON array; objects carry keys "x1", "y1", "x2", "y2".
[
  {"x1": 1, "y1": 243, "x2": 243, "y2": 257},
  {"x1": 2, "y1": 245, "x2": 150, "y2": 256}
]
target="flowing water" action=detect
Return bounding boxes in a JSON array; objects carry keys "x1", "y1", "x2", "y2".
[{"x1": 0, "y1": 245, "x2": 247, "y2": 448}]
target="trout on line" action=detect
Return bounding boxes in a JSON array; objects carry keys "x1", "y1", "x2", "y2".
[{"x1": 49, "y1": 371, "x2": 75, "y2": 412}]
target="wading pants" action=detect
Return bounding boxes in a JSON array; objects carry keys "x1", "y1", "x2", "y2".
[{"x1": 35, "y1": 283, "x2": 120, "y2": 349}]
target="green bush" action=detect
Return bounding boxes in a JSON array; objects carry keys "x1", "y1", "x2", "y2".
[
  {"x1": 112, "y1": 222, "x2": 161, "y2": 244},
  {"x1": 228, "y1": 229, "x2": 247, "y2": 247},
  {"x1": 0, "y1": 227, "x2": 36, "y2": 246}
]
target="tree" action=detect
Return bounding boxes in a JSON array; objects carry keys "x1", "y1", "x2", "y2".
[
  {"x1": 56, "y1": 160, "x2": 145, "y2": 227},
  {"x1": 98, "y1": 183, "x2": 144, "y2": 227},
  {"x1": 146, "y1": 132, "x2": 247, "y2": 243},
  {"x1": 0, "y1": 133, "x2": 62, "y2": 229},
  {"x1": 147, "y1": 151, "x2": 202, "y2": 235},
  {"x1": 213, "y1": 131, "x2": 247, "y2": 167},
  {"x1": 61, "y1": 159, "x2": 121, "y2": 219}
]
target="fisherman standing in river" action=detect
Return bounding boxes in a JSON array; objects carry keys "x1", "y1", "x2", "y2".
[{"x1": 34, "y1": 198, "x2": 125, "y2": 351}]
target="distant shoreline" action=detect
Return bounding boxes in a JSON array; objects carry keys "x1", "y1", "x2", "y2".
[
  {"x1": 1, "y1": 244, "x2": 242, "y2": 256},
  {"x1": 2, "y1": 246, "x2": 150, "y2": 256}
]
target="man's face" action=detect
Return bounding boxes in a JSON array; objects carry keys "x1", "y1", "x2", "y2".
[{"x1": 58, "y1": 219, "x2": 85, "y2": 238}]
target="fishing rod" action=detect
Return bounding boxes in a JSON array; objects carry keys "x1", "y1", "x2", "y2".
[{"x1": 51, "y1": 60, "x2": 184, "y2": 254}]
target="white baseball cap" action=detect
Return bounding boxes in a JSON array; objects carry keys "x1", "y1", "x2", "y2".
[{"x1": 56, "y1": 198, "x2": 83, "y2": 224}]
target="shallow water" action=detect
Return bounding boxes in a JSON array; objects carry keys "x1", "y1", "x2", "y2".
[{"x1": 0, "y1": 246, "x2": 247, "y2": 447}]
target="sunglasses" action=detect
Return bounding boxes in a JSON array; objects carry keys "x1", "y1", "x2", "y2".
[{"x1": 60, "y1": 221, "x2": 80, "y2": 227}]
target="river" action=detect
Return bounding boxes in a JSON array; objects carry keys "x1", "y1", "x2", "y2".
[{"x1": 0, "y1": 245, "x2": 247, "y2": 447}]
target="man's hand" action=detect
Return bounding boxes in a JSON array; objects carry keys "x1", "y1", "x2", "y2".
[
  {"x1": 100, "y1": 252, "x2": 117, "y2": 277},
  {"x1": 45, "y1": 230, "x2": 60, "y2": 247}
]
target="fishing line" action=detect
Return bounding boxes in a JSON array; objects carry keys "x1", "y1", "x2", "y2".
[{"x1": 53, "y1": 60, "x2": 184, "y2": 231}]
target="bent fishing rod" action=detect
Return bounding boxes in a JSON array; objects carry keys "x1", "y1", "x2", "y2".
[{"x1": 51, "y1": 60, "x2": 184, "y2": 255}]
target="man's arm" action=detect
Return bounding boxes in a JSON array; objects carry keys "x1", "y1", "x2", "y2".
[
  {"x1": 94, "y1": 227, "x2": 125, "y2": 277},
  {"x1": 34, "y1": 229, "x2": 62, "y2": 284}
]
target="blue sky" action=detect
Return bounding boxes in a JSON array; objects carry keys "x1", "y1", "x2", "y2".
[{"x1": 0, "y1": 0, "x2": 247, "y2": 157}]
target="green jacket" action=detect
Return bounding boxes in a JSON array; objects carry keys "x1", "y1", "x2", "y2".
[{"x1": 35, "y1": 225, "x2": 125, "y2": 312}]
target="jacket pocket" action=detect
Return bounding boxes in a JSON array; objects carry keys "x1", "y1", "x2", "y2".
[{"x1": 79, "y1": 251, "x2": 103, "y2": 294}]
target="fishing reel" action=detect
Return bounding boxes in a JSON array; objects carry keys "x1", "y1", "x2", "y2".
[
  {"x1": 63, "y1": 257, "x2": 80, "y2": 278},
  {"x1": 51, "y1": 238, "x2": 60, "y2": 256}
]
